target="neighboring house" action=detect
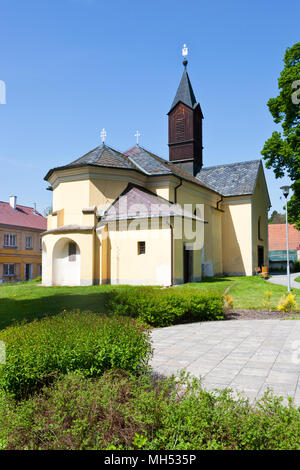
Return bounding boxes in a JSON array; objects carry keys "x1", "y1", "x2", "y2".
[
  {"x1": 42, "y1": 57, "x2": 270, "y2": 287},
  {"x1": 268, "y1": 223, "x2": 300, "y2": 270},
  {"x1": 0, "y1": 196, "x2": 47, "y2": 282}
]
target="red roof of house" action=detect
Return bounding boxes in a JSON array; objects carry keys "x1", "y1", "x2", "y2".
[
  {"x1": 0, "y1": 201, "x2": 47, "y2": 230},
  {"x1": 268, "y1": 224, "x2": 300, "y2": 251}
]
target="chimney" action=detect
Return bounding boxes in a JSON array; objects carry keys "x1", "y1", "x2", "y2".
[{"x1": 9, "y1": 196, "x2": 17, "y2": 210}]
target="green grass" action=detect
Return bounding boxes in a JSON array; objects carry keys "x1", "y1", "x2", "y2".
[
  {"x1": 0, "y1": 276, "x2": 299, "y2": 330},
  {"x1": 183, "y1": 275, "x2": 300, "y2": 310},
  {"x1": 295, "y1": 276, "x2": 300, "y2": 283},
  {"x1": 0, "y1": 280, "x2": 122, "y2": 330}
]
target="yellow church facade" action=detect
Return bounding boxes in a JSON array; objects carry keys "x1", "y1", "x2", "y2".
[{"x1": 42, "y1": 58, "x2": 270, "y2": 287}]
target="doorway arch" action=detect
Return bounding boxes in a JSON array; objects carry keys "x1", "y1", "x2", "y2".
[{"x1": 52, "y1": 237, "x2": 81, "y2": 286}]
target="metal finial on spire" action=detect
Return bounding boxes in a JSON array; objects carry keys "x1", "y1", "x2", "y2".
[
  {"x1": 100, "y1": 128, "x2": 107, "y2": 143},
  {"x1": 134, "y1": 130, "x2": 141, "y2": 145},
  {"x1": 182, "y1": 43, "x2": 188, "y2": 68}
]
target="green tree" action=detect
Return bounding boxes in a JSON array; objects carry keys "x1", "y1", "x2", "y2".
[
  {"x1": 43, "y1": 206, "x2": 52, "y2": 217},
  {"x1": 268, "y1": 210, "x2": 285, "y2": 224},
  {"x1": 261, "y1": 43, "x2": 300, "y2": 228}
]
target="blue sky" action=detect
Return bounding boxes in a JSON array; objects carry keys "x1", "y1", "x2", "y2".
[{"x1": 0, "y1": 0, "x2": 298, "y2": 214}]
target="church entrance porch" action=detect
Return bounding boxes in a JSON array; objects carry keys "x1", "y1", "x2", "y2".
[{"x1": 52, "y1": 237, "x2": 81, "y2": 286}]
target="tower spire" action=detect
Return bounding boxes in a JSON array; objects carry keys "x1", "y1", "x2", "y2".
[{"x1": 167, "y1": 45, "x2": 204, "y2": 176}]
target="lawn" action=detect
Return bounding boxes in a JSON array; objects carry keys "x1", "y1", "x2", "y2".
[
  {"x1": 295, "y1": 276, "x2": 300, "y2": 284},
  {"x1": 0, "y1": 276, "x2": 299, "y2": 330},
  {"x1": 186, "y1": 276, "x2": 300, "y2": 310}
]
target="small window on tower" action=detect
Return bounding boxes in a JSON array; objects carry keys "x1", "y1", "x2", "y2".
[
  {"x1": 68, "y1": 242, "x2": 77, "y2": 262},
  {"x1": 138, "y1": 241, "x2": 146, "y2": 255}
]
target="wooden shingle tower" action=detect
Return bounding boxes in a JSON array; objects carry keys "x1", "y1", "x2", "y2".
[{"x1": 168, "y1": 46, "x2": 204, "y2": 176}]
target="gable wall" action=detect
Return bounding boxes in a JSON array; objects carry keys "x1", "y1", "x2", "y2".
[
  {"x1": 251, "y1": 166, "x2": 269, "y2": 269},
  {"x1": 222, "y1": 197, "x2": 253, "y2": 275},
  {"x1": 175, "y1": 182, "x2": 222, "y2": 277}
]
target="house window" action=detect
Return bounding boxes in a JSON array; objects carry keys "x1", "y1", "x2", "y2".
[
  {"x1": 68, "y1": 242, "x2": 77, "y2": 262},
  {"x1": 4, "y1": 234, "x2": 16, "y2": 247},
  {"x1": 3, "y1": 264, "x2": 15, "y2": 276},
  {"x1": 138, "y1": 241, "x2": 146, "y2": 255},
  {"x1": 40, "y1": 238, "x2": 42, "y2": 250},
  {"x1": 26, "y1": 236, "x2": 32, "y2": 249}
]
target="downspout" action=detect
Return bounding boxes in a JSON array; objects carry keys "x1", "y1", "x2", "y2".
[
  {"x1": 216, "y1": 196, "x2": 223, "y2": 211},
  {"x1": 174, "y1": 178, "x2": 183, "y2": 204},
  {"x1": 167, "y1": 219, "x2": 174, "y2": 286}
]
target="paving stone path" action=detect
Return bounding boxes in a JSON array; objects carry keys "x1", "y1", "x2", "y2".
[
  {"x1": 267, "y1": 272, "x2": 300, "y2": 289},
  {"x1": 150, "y1": 320, "x2": 300, "y2": 405}
]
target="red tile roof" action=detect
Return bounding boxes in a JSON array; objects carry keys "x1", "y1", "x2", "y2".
[
  {"x1": 268, "y1": 224, "x2": 300, "y2": 251},
  {"x1": 0, "y1": 201, "x2": 47, "y2": 230}
]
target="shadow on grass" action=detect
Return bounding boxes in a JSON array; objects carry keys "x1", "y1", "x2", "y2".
[
  {"x1": 201, "y1": 277, "x2": 234, "y2": 283},
  {"x1": 0, "y1": 292, "x2": 110, "y2": 330}
]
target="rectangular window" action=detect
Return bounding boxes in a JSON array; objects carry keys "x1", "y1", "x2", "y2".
[
  {"x1": 138, "y1": 241, "x2": 146, "y2": 255},
  {"x1": 40, "y1": 238, "x2": 42, "y2": 250},
  {"x1": 68, "y1": 242, "x2": 77, "y2": 262},
  {"x1": 3, "y1": 264, "x2": 15, "y2": 276},
  {"x1": 26, "y1": 236, "x2": 32, "y2": 249},
  {"x1": 4, "y1": 234, "x2": 16, "y2": 247}
]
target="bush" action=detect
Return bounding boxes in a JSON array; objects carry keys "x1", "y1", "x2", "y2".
[
  {"x1": 277, "y1": 293, "x2": 298, "y2": 313},
  {"x1": 292, "y1": 261, "x2": 300, "y2": 273},
  {"x1": 0, "y1": 311, "x2": 151, "y2": 398},
  {"x1": 105, "y1": 287, "x2": 224, "y2": 327},
  {"x1": 0, "y1": 371, "x2": 299, "y2": 450},
  {"x1": 262, "y1": 290, "x2": 272, "y2": 311},
  {"x1": 224, "y1": 294, "x2": 234, "y2": 311}
]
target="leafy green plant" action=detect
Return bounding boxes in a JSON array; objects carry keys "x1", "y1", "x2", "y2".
[
  {"x1": 223, "y1": 294, "x2": 234, "y2": 311},
  {"x1": 0, "y1": 311, "x2": 151, "y2": 398},
  {"x1": 105, "y1": 287, "x2": 224, "y2": 327},
  {"x1": 0, "y1": 371, "x2": 300, "y2": 450},
  {"x1": 277, "y1": 293, "x2": 298, "y2": 313},
  {"x1": 262, "y1": 290, "x2": 272, "y2": 311}
]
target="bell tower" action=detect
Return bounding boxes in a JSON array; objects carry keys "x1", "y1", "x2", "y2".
[{"x1": 168, "y1": 45, "x2": 203, "y2": 176}]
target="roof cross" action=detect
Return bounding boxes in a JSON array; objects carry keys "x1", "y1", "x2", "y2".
[
  {"x1": 182, "y1": 43, "x2": 188, "y2": 68},
  {"x1": 134, "y1": 130, "x2": 141, "y2": 145},
  {"x1": 100, "y1": 128, "x2": 107, "y2": 143}
]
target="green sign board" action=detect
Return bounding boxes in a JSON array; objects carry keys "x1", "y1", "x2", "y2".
[{"x1": 269, "y1": 250, "x2": 297, "y2": 262}]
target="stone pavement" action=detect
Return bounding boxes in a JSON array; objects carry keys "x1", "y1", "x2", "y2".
[
  {"x1": 150, "y1": 320, "x2": 300, "y2": 406},
  {"x1": 267, "y1": 272, "x2": 300, "y2": 289}
]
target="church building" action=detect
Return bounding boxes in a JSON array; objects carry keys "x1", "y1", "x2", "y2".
[{"x1": 42, "y1": 50, "x2": 270, "y2": 286}]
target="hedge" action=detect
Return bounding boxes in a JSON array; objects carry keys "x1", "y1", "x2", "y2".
[
  {"x1": 105, "y1": 287, "x2": 224, "y2": 327},
  {"x1": 0, "y1": 311, "x2": 151, "y2": 398},
  {"x1": 1, "y1": 371, "x2": 299, "y2": 450}
]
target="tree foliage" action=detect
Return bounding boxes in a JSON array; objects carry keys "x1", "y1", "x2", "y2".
[
  {"x1": 261, "y1": 43, "x2": 300, "y2": 228},
  {"x1": 268, "y1": 210, "x2": 285, "y2": 224}
]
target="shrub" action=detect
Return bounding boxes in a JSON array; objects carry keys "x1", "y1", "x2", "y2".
[
  {"x1": 262, "y1": 290, "x2": 272, "y2": 311},
  {"x1": 277, "y1": 293, "x2": 298, "y2": 313},
  {"x1": 0, "y1": 311, "x2": 151, "y2": 398},
  {"x1": 292, "y1": 261, "x2": 300, "y2": 273},
  {"x1": 224, "y1": 294, "x2": 234, "y2": 311},
  {"x1": 105, "y1": 287, "x2": 224, "y2": 327},
  {"x1": 0, "y1": 371, "x2": 300, "y2": 450}
]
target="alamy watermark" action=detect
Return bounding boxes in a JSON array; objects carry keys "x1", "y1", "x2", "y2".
[
  {"x1": 0, "y1": 341, "x2": 5, "y2": 364},
  {"x1": 0, "y1": 80, "x2": 6, "y2": 104},
  {"x1": 292, "y1": 80, "x2": 300, "y2": 105},
  {"x1": 97, "y1": 200, "x2": 205, "y2": 251}
]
